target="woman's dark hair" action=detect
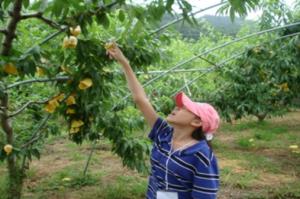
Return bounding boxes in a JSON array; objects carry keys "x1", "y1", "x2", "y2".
[{"x1": 192, "y1": 127, "x2": 213, "y2": 150}]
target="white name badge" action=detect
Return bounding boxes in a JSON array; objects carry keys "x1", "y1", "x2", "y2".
[{"x1": 157, "y1": 191, "x2": 178, "y2": 199}]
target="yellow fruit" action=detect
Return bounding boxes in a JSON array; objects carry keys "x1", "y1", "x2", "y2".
[
  {"x1": 70, "y1": 127, "x2": 80, "y2": 134},
  {"x1": 45, "y1": 103, "x2": 56, "y2": 113},
  {"x1": 4, "y1": 144, "x2": 13, "y2": 155},
  {"x1": 45, "y1": 99, "x2": 60, "y2": 113},
  {"x1": 3, "y1": 63, "x2": 18, "y2": 75},
  {"x1": 36, "y1": 67, "x2": 45, "y2": 76},
  {"x1": 60, "y1": 65, "x2": 71, "y2": 73},
  {"x1": 66, "y1": 96, "x2": 76, "y2": 106},
  {"x1": 63, "y1": 36, "x2": 70, "y2": 48},
  {"x1": 71, "y1": 119, "x2": 84, "y2": 128},
  {"x1": 66, "y1": 108, "x2": 76, "y2": 114},
  {"x1": 105, "y1": 42, "x2": 116, "y2": 50},
  {"x1": 278, "y1": 83, "x2": 289, "y2": 92},
  {"x1": 289, "y1": 145, "x2": 298, "y2": 149},
  {"x1": 44, "y1": 93, "x2": 64, "y2": 113},
  {"x1": 54, "y1": 93, "x2": 65, "y2": 102},
  {"x1": 70, "y1": 25, "x2": 81, "y2": 37},
  {"x1": 68, "y1": 36, "x2": 78, "y2": 48},
  {"x1": 62, "y1": 36, "x2": 78, "y2": 48},
  {"x1": 49, "y1": 99, "x2": 59, "y2": 107},
  {"x1": 78, "y1": 78, "x2": 93, "y2": 90}
]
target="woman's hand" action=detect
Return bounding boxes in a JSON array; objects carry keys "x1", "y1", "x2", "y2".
[{"x1": 105, "y1": 41, "x2": 128, "y2": 65}]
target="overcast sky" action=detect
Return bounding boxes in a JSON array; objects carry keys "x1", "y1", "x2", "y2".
[{"x1": 183, "y1": 0, "x2": 296, "y2": 20}]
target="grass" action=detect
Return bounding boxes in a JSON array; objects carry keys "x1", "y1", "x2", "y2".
[{"x1": 0, "y1": 110, "x2": 299, "y2": 199}]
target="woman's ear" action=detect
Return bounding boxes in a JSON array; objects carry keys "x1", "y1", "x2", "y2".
[{"x1": 190, "y1": 118, "x2": 202, "y2": 128}]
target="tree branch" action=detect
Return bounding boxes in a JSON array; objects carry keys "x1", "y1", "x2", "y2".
[
  {"x1": 0, "y1": 29, "x2": 8, "y2": 35},
  {"x1": 1, "y1": 0, "x2": 23, "y2": 56},
  {"x1": 65, "y1": 1, "x2": 119, "y2": 23},
  {"x1": 5, "y1": 76, "x2": 70, "y2": 90},
  {"x1": 8, "y1": 98, "x2": 50, "y2": 118},
  {"x1": 0, "y1": 93, "x2": 13, "y2": 143},
  {"x1": 21, "y1": 92, "x2": 71, "y2": 148},
  {"x1": 21, "y1": 114, "x2": 51, "y2": 148},
  {"x1": 20, "y1": 12, "x2": 61, "y2": 30}
]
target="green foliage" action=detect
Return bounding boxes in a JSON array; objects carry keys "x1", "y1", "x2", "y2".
[
  {"x1": 208, "y1": 35, "x2": 300, "y2": 122},
  {"x1": 217, "y1": 0, "x2": 260, "y2": 21},
  {"x1": 101, "y1": 175, "x2": 147, "y2": 199},
  {"x1": 259, "y1": 0, "x2": 293, "y2": 30}
]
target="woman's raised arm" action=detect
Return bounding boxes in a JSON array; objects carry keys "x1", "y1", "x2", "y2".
[{"x1": 106, "y1": 42, "x2": 158, "y2": 127}]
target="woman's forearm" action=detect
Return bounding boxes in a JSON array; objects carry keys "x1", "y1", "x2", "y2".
[{"x1": 118, "y1": 59, "x2": 148, "y2": 101}]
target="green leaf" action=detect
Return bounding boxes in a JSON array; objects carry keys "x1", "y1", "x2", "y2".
[
  {"x1": 3, "y1": 0, "x2": 11, "y2": 9},
  {"x1": 97, "y1": 13, "x2": 110, "y2": 28},
  {"x1": 23, "y1": 0, "x2": 30, "y2": 8},
  {"x1": 31, "y1": 148, "x2": 41, "y2": 160},
  {"x1": 166, "y1": 0, "x2": 174, "y2": 12},
  {"x1": 118, "y1": 9, "x2": 125, "y2": 22}
]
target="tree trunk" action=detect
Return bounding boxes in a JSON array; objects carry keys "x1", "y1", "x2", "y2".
[
  {"x1": 256, "y1": 112, "x2": 267, "y2": 122},
  {"x1": 7, "y1": 158, "x2": 24, "y2": 199},
  {"x1": 1, "y1": 1, "x2": 26, "y2": 198},
  {"x1": 1, "y1": 93, "x2": 25, "y2": 199}
]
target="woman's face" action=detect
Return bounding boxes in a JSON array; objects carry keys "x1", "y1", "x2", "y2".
[{"x1": 166, "y1": 105, "x2": 200, "y2": 126}]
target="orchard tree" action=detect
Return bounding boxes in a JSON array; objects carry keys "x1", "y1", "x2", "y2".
[
  {"x1": 0, "y1": 0, "x2": 260, "y2": 198},
  {"x1": 208, "y1": 33, "x2": 300, "y2": 122}
]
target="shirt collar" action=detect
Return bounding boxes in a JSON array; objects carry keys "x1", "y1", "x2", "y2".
[
  {"x1": 180, "y1": 140, "x2": 208, "y2": 155},
  {"x1": 163, "y1": 128, "x2": 209, "y2": 155}
]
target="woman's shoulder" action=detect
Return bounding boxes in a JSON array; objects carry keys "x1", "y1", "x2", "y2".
[{"x1": 148, "y1": 117, "x2": 173, "y2": 142}]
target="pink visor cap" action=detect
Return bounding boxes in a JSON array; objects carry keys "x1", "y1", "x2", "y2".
[{"x1": 175, "y1": 92, "x2": 220, "y2": 134}]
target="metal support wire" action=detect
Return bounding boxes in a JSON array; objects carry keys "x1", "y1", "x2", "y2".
[
  {"x1": 136, "y1": 68, "x2": 211, "y2": 75},
  {"x1": 112, "y1": 22, "x2": 300, "y2": 110},
  {"x1": 150, "y1": 1, "x2": 227, "y2": 35},
  {"x1": 135, "y1": 32, "x2": 300, "y2": 76},
  {"x1": 171, "y1": 31, "x2": 300, "y2": 96},
  {"x1": 170, "y1": 53, "x2": 242, "y2": 97}
]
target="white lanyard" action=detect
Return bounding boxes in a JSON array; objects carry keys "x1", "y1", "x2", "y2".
[{"x1": 165, "y1": 139, "x2": 195, "y2": 190}]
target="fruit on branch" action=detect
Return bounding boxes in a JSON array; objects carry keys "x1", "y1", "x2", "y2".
[
  {"x1": 277, "y1": 82, "x2": 289, "y2": 92},
  {"x1": 62, "y1": 36, "x2": 78, "y2": 48},
  {"x1": 78, "y1": 78, "x2": 93, "y2": 90},
  {"x1": 104, "y1": 42, "x2": 116, "y2": 50},
  {"x1": 4, "y1": 144, "x2": 13, "y2": 155},
  {"x1": 66, "y1": 108, "x2": 76, "y2": 114},
  {"x1": 70, "y1": 25, "x2": 81, "y2": 37},
  {"x1": 66, "y1": 95, "x2": 76, "y2": 106},
  {"x1": 70, "y1": 119, "x2": 84, "y2": 134},
  {"x1": 60, "y1": 65, "x2": 71, "y2": 73},
  {"x1": 53, "y1": 93, "x2": 65, "y2": 102},
  {"x1": 70, "y1": 127, "x2": 80, "y2": 134},
  {"x1": 44, "y1": 93, "x2": 65, "y2": 113},
  {"x1": 71, "y1": 119, "x2": 84, "y2": 128},
  {"x1": 45, "y1": 98, "x2": 60, "y2": 113},
  {"x1": 3, "y1": 63, "x2": 18, "y2": 75},
  {"x1": 35, "y1": 67, "x2": 45, "y2": 77}
]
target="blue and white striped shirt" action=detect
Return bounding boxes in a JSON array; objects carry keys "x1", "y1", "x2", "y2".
[{"x1": 146, "y1": 117, "x2": 219, "y2": 199}]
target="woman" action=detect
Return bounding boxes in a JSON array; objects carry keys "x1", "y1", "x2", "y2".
[{"x1": 106, "y1": 42, "x2": 220, "y2": 199}]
